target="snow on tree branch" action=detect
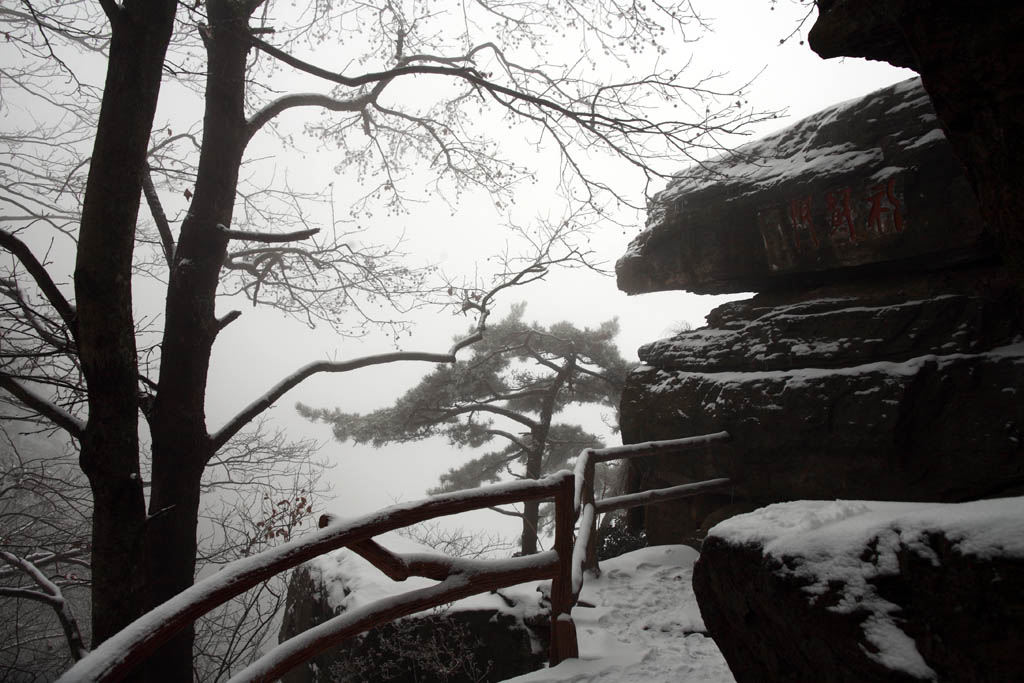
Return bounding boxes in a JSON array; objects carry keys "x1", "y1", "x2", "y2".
[
  {"x1": 0, "y1": 372, "x2": 85, "y2": 438},
  {"x1": 217, "y1": 223, "x2": 320, "y2": 243},
  {"x1": 0, "y1": 550, "x2": 88, "y2": 662}
]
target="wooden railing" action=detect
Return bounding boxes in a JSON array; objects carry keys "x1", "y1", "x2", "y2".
[
  {"x1": 572, "y1": 431, "x2": 733, "y2": 591},
  {"x1": 56, "y1": 432, "x2": 731, "y2": 683}
]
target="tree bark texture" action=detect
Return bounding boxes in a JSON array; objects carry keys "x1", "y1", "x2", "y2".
[
  {"x1": 144, "y1": 3, "x2": 253, "y2": 679},
  {"x1": 520, "y1": 355, "x2": 577, "y2": 555},
  {"x1": 73, "y1": 0, "x2": 257, "y2": 678},
  {"x1": 74, "y1": 0, "x2": 177, "y2": 653}
]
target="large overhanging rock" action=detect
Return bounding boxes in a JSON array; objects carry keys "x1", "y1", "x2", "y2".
[
  {"x1": 693, "y1": 497, "x2": 1024, "y2": 682},
  {"x1": 616, "y1": 77, "x2": 992, "y2": 296}
]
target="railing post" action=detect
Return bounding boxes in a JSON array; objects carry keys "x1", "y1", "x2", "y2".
[
  {"x1": 549, "y1": 474, "x2": 578, "y2": 666},
  {"x1": 581, "y1": 456, "x2": 600, "y2": 576}
]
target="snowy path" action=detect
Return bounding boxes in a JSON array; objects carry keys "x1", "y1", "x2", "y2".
[{"x1": 503, "y1": 546, "x2": 736, "y2": 683}]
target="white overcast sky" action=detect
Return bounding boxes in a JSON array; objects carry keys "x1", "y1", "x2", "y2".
[
  {"x1": 191, "y1": 1, "x2": 915, "y2": 540},
  {"x1": 6, "y1": 1, "x2": 913, "y2": 542}
]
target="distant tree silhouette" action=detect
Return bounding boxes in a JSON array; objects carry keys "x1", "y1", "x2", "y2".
[{"x1": 301, "y1": 304, "x2": 634, "y2": 554}]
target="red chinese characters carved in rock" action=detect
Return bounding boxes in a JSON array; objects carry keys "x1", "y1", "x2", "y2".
[
  {"x1": 825, "y1": 187, "x2": 857, "y2": 241},
  {"x1": 866, "y1": 177, "x2": 905, "y2": 234},
  {"x1": 782, "y1": 176, "x2": 905, "y2": 253},
  {"x1": 788, "y1": 195, "x2": 818, "y2": 252}
]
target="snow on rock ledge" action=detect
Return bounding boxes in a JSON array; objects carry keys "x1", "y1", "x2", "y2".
[
  {"x1": 693, "y1": 497, "x2": 1024, "y2": 682},
  {"x1": 619, "y1": 270, "x2": 1024, "y2": 546}
]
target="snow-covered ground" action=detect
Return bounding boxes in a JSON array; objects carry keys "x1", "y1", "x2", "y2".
[
  {"x1": 303, "y1": 533, "x2": 734, "y2": 682},
  {"x1": 502, "y1": 545, "x2": 735, "y2": 683}
]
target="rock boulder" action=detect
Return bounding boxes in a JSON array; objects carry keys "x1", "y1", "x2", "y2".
[
  {"x1": 692, "y1": 497, "x2": 1024, "y2": 682},
  {"x1": 617, "y1": 78, "x2": 1024, "y2": 546},
  {"x1": 278, "y1": 533, "x2": 548, "y2": 683},
  {"x1": 616, "y1": 17, "x2": 1024, "y2": 683},
  {"x1": 621, "y1": 267, "x2": 1024, "y2": 545}
]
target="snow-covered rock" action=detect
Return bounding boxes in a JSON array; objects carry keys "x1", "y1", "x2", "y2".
[
  {"x1": 278, "y1": 532, "x2": 549, "y2": 683},
  {"x1": 616, "y1": 77, "x2": 991, "y2": 296},
  {"x1": 620, "y1": 268, "x2": 1024, "y2": 545},
  {"x1": 693, "y1": 497, "x2": 1024, "y2": 682}
]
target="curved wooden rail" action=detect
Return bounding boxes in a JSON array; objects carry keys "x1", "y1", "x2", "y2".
[
  {"x1": 58, "y1": 431, "x2": 732, "y2": 682},
  {"x1": 57, "y1": 473, "x2": 575, "y2": 683}
]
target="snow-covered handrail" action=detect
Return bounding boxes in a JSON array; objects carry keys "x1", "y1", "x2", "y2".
[
  {"x1": 573, "y1": 431, "x2": 732, "y2": 511},
  {"x1": 590, "y1": 431, "x2": 732, "y2": 462},
  {"x1": 57, "y1": 432, "x2": 733, "y2": 683},
  {"x1": 595, "y1": 477, "x2": 733, "y2": 513},
  {"x1": 57, "y1": 472, "x2": 577, "y2": 683},
  {"x1": 570, "y1": 501, "x2": 596, "y2": 595}
]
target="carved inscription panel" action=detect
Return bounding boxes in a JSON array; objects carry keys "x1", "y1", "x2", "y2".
[{"x1": 757, "y1": 175, "x2": 906, "y2": 271}]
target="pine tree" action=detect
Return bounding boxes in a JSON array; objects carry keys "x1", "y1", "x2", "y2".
[{"x1": 300, "y1": 303, "x2": 635, "y2": 554}]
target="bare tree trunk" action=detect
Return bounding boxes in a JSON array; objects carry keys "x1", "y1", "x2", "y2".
[
  {"x1": 141, "y1": 456, "x2": 207, "y2": 682},
  {"x1": 520, "y1": 448, "x2": 543, "y2": 555},
  {"x1": 520, "y1": 354, "x2": 577, "y2": 555},
  {"x1": 144, "y1": 3, "x2": 251, "y2": 678},
  {"x1": 74, "y1": 0, "x2": 177, "y2": 653}
]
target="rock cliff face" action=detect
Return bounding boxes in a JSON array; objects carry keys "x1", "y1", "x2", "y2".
[
  {"x1": 616, "y1": 78, "x2": 1024, "y2": 545},
  {"x1": 809, "y1": 1, "x2": 1024, "y2": 277}
]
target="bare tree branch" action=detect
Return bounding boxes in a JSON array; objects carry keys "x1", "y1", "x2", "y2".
[
  {"x1": 215, "y1": 310, "x2": 242, "y2": 333},
  {"x1": 217, "y1": 224, "x2": 319, "y2": 244},
  {"x1": 245, "y1": 89, "x2": 387, "y2": 142},
  {"x1": 0, "y1": 549, "x2": 88, "y2": 661},
  {"x1": 0, "y1": 585, "x2": 61, "y2": 602},
  {"x1": 0, "y1": 372, "x2": 85, "y2": 438},
  {"x1": 248, "y1": 34, "x2": 612, "y2": 129},
  {"x1": 210, "y1": 339, "x2": 481, "y2": 451},
  {"x1": 0, "y1": 550, "x2": 89, "y2": 580},
  {"x1": 18, "y1": 0, "x2": 81, "y2": 84},
  {"x1": 487, "y1": 505, "x2": 525, "y2": 519},
  {"x1": 142, "y1": 163, "x2": 175, "y2": 266},
  {"x1": 0, "y1": 228, "x2": 77, "y2": 338}
]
